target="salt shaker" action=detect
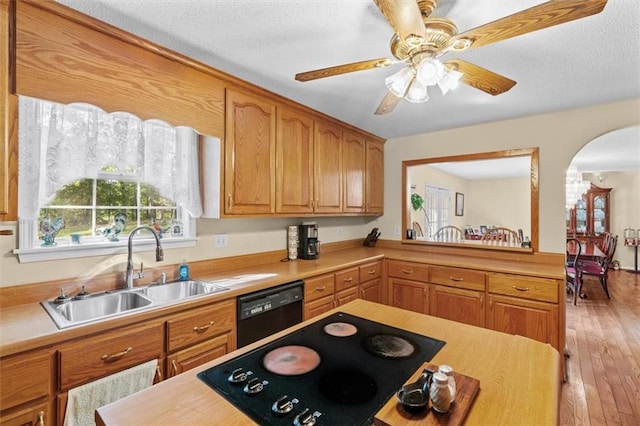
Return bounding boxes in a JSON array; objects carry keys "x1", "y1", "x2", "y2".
[
  {"x1": 437, "y1": 364, "x2": 456, "y2": 403},
  {"x1": 429, "y1": 372, "x2": 452, "y2": 413}
]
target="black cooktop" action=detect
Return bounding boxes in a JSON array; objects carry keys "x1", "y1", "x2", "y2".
[{"x1": 198, "y1": 312, "x2": 445, "y2": 425}]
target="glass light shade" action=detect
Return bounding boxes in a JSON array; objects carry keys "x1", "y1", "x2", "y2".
[
  {"x1": 385, "y1": 67, "x2": 415, "y2": 98},
  {"x1": 404, "y1": 78, "x2": 429, "y2": 103},
  {"x1": 416, "y1": 59, "x2": 445, "y2": 86},
  {"x1": 437, "y1": 69, "x2": 463, "y2": 95}
]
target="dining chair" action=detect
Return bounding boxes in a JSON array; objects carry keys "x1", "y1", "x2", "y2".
[
  {"x1": 565, "y1": 238, "x2": 583, "y2": 305},
  {"x1": 433, "y1": 226, "x2": 464, "y2": 242},
  {"x1": 481, "y1": 227, "x2": 521, "y2": 245},
  {"x1": 581, "y1": 235, "x2": 617, "y2": 299}
]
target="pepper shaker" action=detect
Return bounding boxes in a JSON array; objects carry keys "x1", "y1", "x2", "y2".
[
  {"x1": 437, "y1": 364, "x2": 456, "y2": 403},
  {"x1": 429, "y1": 372, "x2": 452, "y2": 413}
]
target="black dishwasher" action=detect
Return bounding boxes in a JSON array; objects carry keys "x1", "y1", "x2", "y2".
[{"x1": 236, "y1": 280, "x2": 304, "y2": 348}]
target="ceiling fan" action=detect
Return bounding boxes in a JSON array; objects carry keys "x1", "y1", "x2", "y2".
[{"x1": 295, "y1": 0, "x2": 608, "y2": 115}]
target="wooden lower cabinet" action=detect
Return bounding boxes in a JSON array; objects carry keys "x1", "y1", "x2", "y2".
[
  {"x1": 428, "y1": 265, "x2": 485, "y2": 327},
  {"x1": 360, "y1": 278, "x2": 382, "y2": 303},
  {"x1": 1, "y1": 399, "x2": 52, "y2": 426},
  {"x1": 335, "y1": 286, "x2": 358, "y2": 307},
  {"x1": 58, "y1": 321, "x2": 164, "y2": 391},
  {"x1": 166, "y1": 333, "x2": 234, "y2": 378},
  {"x1": 430, "y1": 284, "x2": 485, "y2": 327},
  {"x1": 358, "y1": 261, "x2": 383, "y2": 304},
  {"x1": 487, "y1": 294, "x2": 559, "y2": 349},
  {"x1": 304, "y1": 295, "x2": 334, "y2": 320},
  {"x1": 390, "y1": 278, "x2": 429, "y2": 314},
  {"x1": 165, "y1": 299, "x2": 236, "y2": 378},
  {"x1": 0, "y1": 349, "x2": 54, "y2": 426}
]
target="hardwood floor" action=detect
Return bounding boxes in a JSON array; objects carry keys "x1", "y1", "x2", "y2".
[{"x1": 561, "y1": 269, "x2": 640, "y2": 425}]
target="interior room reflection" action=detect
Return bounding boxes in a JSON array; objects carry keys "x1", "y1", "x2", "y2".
[{"x1": 404, "y1": 150, "x2": 535, "y2": 250}]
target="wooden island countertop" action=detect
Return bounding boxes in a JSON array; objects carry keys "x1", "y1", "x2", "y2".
[{"x1": 96, "y1": 299, "x2": 560, "y2": 426}]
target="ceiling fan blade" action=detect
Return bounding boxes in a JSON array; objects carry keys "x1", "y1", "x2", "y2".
[
  {"x1": 445, "y1": 59, "x2": 516, "y2": 95},
  {"x1": 374, "y1": 91, "x2": 402, "y2": 115},
  {"x1": 373, "y1": 0, "x2": 427, "y2": 44},
  {"x1": 448, "y1": 0, "x2": 608, "y2": 51},
  {"x1": 295, "y1": 58, "x2": 393, "y2": 82}
]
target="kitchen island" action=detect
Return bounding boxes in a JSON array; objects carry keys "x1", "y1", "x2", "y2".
[{"x1": 96, "y1": 299, "x2": 560, "y2": 425}]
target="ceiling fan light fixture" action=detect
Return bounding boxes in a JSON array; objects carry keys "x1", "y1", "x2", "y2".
[
  {"x1": 405, "y1": 78, "x2": 429, "y2": 103},
  {"x1": 385, "y1": 66, "x2": 415, "y2": 98},
  {"x1": 437, "y1": 69, "x2": 463, "y2": 95},
  {"x1": 416, "y1": 59, "x2": 445, "y2": 86}
]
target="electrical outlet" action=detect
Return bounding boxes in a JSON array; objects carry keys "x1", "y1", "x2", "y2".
[
  {"x1": 337, "y1": 227, "x2": 343, "y2": 236},
  {"x1": 214, "y1": 233, "x2": 228, "y2": 248},
  {"x1": 394, "y1": 226, "x2": 400, "y2": 236}
]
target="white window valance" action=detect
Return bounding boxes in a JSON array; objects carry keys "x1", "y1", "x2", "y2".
[{"x1": 18, "y1": 96, "x2": 203, "y2": 220}]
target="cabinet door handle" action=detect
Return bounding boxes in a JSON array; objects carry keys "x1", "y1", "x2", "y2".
[
  {"x1": 101, "y1": 346, "x2": 132, "y2": 361},
  {"x1": 315, "y1": 286, "x2": 326, "y2": 292},
  {"x1": 193, "y1": 321, "x2": 215, "y2": 333},
  {"x1": 343, "y1": 277, "x2": 353, "y2": 282},
  {"x1": 401, "y1": 269, "x2": 414, "y2": 275},
  {"x1": 450, "y1": 276, "x2": 464, "y2": 282},
  {"x1": 512, "y1": 285, "x2": 530, "y2": 292},
  {"x1": 360, "y1": 288, "x2": 365, "y2": 297},
  {"x1": 156, "y1": 365, "x2": 163, "y2": 381},
  {"x1": 171, "y1": 360, "x2": 178, "y2": 375},
  {"x1": 367, "y1": 269, "x2": 376, "y2": 274},
  {"x1": 227, "y1": 194, "x2": 232, "y2": 209},
  {"x1": 480, "y1": 295, "x2": 484, "y2": 308},
  {"x1": 37, "y1": 410, "x2": 44, "y2": 426}
]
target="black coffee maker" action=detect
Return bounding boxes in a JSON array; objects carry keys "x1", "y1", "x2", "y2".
[{"x1": 298, "y1": 222, "x2": 319, "y2": 260}]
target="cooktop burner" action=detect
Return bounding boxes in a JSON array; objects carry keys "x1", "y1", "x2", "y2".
[{"x1": 198, "y1": 312, "x2": 445, "y2": 425}]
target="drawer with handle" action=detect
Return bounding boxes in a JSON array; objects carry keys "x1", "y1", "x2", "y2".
[
  {"x1": 0, "y1": 350, "x2": 52, "y2": 409},
  {"x1": 430, "y1": 266, "x2": 486, "y2": 291},
  {"x1": 488, "y1": 273, "x2": 558, "y2": 303},
  {"x1": 166, "y1": 299, "x2": 236, "y2": 352},
  {"x1": 335, "y1": 267, "x2": 360, "y2": 292},
  {"x1": 387, "y1": 260, "x2": 429, "y2": 282},
  {"x1": 359, "y1": 261, "x2": 382, "y2": 282},
  {"x1": 59, "y1": 321, "x2": 163, "y2": 391},
  {"x1": 304, "y1": 273, "x2": 335, "y2": 302}
]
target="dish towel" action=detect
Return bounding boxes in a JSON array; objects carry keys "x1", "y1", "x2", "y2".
[{"x1": 63, "y1": 359, "x2": 158, "y2": 426}]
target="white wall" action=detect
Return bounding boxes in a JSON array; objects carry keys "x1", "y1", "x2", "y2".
[
  {"x1": 467, "y1": 177, "x2": 531, "y2": 238},
  {"x1": 375, "y1": 98, "x2": 640, "y2": 255}
]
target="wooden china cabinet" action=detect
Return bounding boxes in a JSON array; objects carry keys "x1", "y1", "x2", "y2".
[{"x1": 566, "y1": 183, "x2": 612, "y2": 246}]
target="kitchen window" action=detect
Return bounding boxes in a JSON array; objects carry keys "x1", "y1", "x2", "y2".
[{"x1": 14, "y1": 96, "x2": 202, "y2": 262}]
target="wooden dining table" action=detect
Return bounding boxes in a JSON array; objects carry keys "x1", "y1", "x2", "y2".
[{"x1": 567, "y1": 240, "x2": 606, "y2": 261}]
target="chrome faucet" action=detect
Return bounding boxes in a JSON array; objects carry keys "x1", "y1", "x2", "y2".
[{"x1": 126, "y1": 225, "x2": 164, "y2": 289}]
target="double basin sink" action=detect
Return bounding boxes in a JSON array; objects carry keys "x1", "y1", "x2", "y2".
[{"x1": 42, "y1": 274, "x2": 278, "y2": 329}]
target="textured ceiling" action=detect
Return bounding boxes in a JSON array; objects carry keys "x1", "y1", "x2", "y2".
[{"x1": 54, "y1": 0, "x2": 640, "y2": 142}]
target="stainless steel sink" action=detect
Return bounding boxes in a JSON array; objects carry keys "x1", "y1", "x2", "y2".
[
  {"x1": 42, "y1": 291, "x2": 153, "y2": 329},
  {"x1": 42, "y1": 279, "x2": 230, "y2": 329},
  {"x1": 139, "y1": 279, "x2": 229, "y2": 303}
]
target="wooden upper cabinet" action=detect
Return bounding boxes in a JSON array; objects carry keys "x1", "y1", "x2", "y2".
[
  {"x1": 343, "y1": 131, "x2": 366, "y2": 213},
  {"x1": 224, "y1": 89, "x2": 276, "y2": 215},
  {"x1": 365, "y1": 139, "x2": 384, "y2": 214},
  {"x1": 314, "y1": 120, "x2": 343, "y2": 213},
  {"x1": 275, "y1": 107, "x2": 314, "y2": 214}
]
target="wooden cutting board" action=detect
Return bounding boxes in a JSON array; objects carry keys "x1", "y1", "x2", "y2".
[{"x1": 375, "y1": 362, "x2": 480, "y2": 425}]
